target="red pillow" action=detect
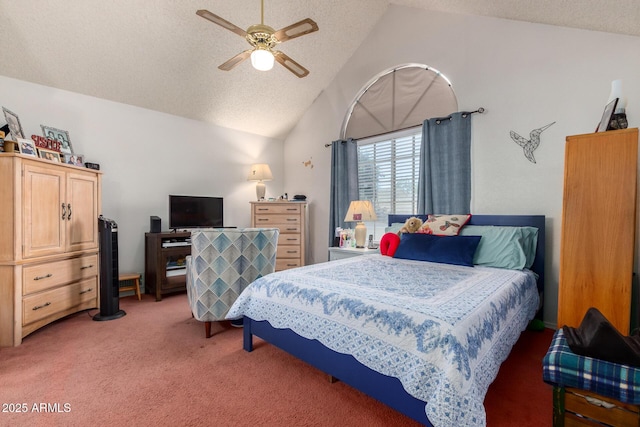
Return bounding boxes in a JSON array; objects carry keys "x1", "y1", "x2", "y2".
[{"x1": 379, "y1": 232, "x2": 401, "y2": 257}]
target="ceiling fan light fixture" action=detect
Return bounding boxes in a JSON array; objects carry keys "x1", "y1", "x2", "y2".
[{"x1": 251, "y1": 48, "x2": 274, "y2": 71}]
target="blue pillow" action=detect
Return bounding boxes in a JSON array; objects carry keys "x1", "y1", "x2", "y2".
[
  {"x1": 459, "y1": 225, "x2": 538, "y2": 269},
  {"x1": 392, "y1": 233, "x2": 481, "y2": 266}
]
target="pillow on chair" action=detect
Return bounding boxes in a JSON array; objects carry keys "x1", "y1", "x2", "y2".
[{"x1": 563, "y1": 307, "x2": 640, "y2": 367}]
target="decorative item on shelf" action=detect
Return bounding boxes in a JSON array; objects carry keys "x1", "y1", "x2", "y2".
[
  {"x1": 31, "y1": 134, "x2": 61, "y2": 152},
  {"x1": 596, "y1": 98, "x2": 618, "y2": 133},
  {"x1": 2, "y1": 107, "x2": 24, "y2": 140},
  {"x1": 3, "y1": 140, "x2": 16, "y2": 153},
  {"x1": 339, "y1": 228, "x2": 355, "y2": 248},
  {"x1": 247, "y1": 163, "x2": 273, "y2": 201},
  {"x1": 599, "y1": 79, "x2": 628, "y2": 132},
  {"x1": 64, "y1": 153, "x2": 84, "y2": 166},
  {"x1": 344, "y1": 200, "x2": 377, "y2": 248},
  {"x1": 85, "y1": 162, "x2": 100, "y2": 170},
  {"x1": 40, "y1": 125, "x2": 73, "y2": 155},
  {"x1": 37, "y1": 148, "x2": 61, "y2": 162},
  {"x1": 17, "y1": 138, "x2": 37, "y2": 156},
  {"x1": 0, "y1": 130, "x2": 4, "y2": 152}
]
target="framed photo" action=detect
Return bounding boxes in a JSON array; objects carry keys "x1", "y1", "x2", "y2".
[
  {"x1": 64, "y1": 153, "x2": 84, "y2": 167},
  {"x1": 38, "y1": 148, "x2": 62, "y2": 162},
  {"x1": 3, "y1": 107, "x2": 24, "y2": 139},
  {"x1": 41, "y1": 125, "x2": 73, "y2": 155},
  {"x1": 596, "y1": 98, "x2": 618, "y2": 132},
  {"x1": 17, "y1": 138, "x2": 37, "y2": 156}
]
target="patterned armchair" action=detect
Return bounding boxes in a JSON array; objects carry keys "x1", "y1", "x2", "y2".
[{"x1": 186, "y1": 228, "x2": 279, "y2": 338}]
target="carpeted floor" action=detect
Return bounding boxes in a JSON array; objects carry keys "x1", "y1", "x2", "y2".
[{"x1": 0, "y1": 293, "x2": 554, "y2": 426}]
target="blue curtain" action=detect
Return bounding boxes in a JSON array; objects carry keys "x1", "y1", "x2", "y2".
[
  {"x1": 328, "y1": 139, "x2": 359, "y2": 246},
  {"x1": 418, "y1": 111, "x2": 472, "y2": 214}
]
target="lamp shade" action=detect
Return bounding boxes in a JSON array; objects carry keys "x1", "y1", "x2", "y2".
[
  {"x1": 344, "y1": 200, "x2": 377, "y2": 223},
  {"x1": 251, "y1": 48, "x2": 275, "y2": 71},
  {"x1": 247, "y1": 164, "x2": 273, "y2": 182}
]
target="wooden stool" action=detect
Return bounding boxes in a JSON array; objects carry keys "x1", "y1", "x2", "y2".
[{"x1": 119, "y1": 273, "x2": 141, "y2": 300}]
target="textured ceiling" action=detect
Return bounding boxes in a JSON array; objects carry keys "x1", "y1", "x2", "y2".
[{"x1": 1, "y1": 0, "x2": 637, "y2": 139}]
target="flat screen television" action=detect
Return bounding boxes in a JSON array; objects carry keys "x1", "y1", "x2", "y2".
[{"x1": 169, "y1": 195, "x2": 223, "y2": 229}]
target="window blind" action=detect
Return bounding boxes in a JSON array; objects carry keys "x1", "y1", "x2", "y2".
[{"x1": 357, "y1": 127, "x2": 421, "y2": 240}]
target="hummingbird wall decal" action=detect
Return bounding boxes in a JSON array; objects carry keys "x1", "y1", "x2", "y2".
[{"x1": 510, "y1": 121, "x2": 555, "y2": 163}]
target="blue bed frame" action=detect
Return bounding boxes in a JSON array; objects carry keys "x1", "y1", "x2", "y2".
[{"x1": 242, "y1": 215, "x2": 545, "y2": 426}]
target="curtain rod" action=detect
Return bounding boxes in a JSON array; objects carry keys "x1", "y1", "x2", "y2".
[{"x1": 325, "y1": 107, "x2": 485, "y2": 146}]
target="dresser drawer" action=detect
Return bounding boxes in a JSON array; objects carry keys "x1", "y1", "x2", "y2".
[
  {"x1": 275, "y1": 224, "x2": 301, "y2": 234},
  {"x1": 254, "y1": 215, "x2": 300, "y2": 226},
  {"x1": 23, "y1": 254, "x2": 99, "y2": 295},
  {"x1": 23, "y1": 277, "x2": 97, "y2": 325},
  {"x1": 276, "y1": 259, "x2": 301, "y2": 271},
  {"x1": 278, "y1": 234, "x2": 301, "y2": 245},
  {"x1": 278, "y1": 245, "x2": 301, "y2": 259},
  {"x1": 253, "y1": 204, "x2": 301, "y2": 215}
]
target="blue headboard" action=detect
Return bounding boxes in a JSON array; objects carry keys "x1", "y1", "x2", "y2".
[{"x1": 388, "y1": 214, "x2": 546, "y2": 302}]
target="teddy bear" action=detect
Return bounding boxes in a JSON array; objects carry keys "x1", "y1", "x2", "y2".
[{"x1": 397, "y1": 216, "x2": 423, "y2": 236}]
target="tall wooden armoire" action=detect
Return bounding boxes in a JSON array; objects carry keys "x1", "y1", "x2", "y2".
[{"x1": 558, "y1": 128, "x2": 638, "y2": 334}]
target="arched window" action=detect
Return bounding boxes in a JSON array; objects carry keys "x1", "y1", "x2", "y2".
[{"x1": 341, "y1": 64, "x2": 457, "y2": 140}]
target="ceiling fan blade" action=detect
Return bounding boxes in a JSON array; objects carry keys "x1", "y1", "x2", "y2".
[
  {"x1": 196, "y1": 9, "x2": 247, "y2": 37},
  {"x1": 273, "y1": 51, "x2": 309, "y2": 78},
  {"x1": 218, "y1": 50, "x2": 252, "y2": 71},
  {"x1": 274, "y1": 18, "x2": 318, "y2": 43}
]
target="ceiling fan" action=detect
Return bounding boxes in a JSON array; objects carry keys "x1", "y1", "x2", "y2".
[{"x1": 196, "y1": 0, "x2": 319, "y2": 78}]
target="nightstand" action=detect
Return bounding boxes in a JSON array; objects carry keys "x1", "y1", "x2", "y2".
[{"x1": 328, "y1": 246, "x2": 379, "y2": 261}]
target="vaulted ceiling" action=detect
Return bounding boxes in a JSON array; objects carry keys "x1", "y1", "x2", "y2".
[{"x1": 1, "y1": 0, "x2": 637, "y2": 139}]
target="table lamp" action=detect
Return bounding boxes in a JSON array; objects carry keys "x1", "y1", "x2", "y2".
[
  {"x1": 344, "y1": 200, "x2": 377, "y2": 248},
  {"x1": 248, "y1": 163, "x2": 273, "y2": 201}
]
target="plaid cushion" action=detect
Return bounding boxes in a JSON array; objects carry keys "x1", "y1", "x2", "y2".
[{"x1": 543, "y1": 328, "x2": 640, "y2": 404}]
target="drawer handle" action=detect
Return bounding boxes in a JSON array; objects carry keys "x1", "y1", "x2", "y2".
[
  {"x1": 287, "y1": 219, "x2": 297, "y2": 221},
  {"x1": 33, "y1": 273, "x2": 53, "y2": 281},
  {"x1": 286, "y1": 228, "x2": 297, "y2": 231},
  {"x1": 287, "y1": 250, "x2": 297, "y2": 254},
  {"x1": 258, "y1": 218, "x2": 268, "y2": 222},
  {"x1": 287, "y1": 264, "x2": 297, "y2": 267},
  {"x1": 80, "y1": 265, "x2": 94, "y2": 270},
  {"x1": 286, "y1": 208, "x2": 297, "y2": 211},
  {"x1": 61, "y1": 203, "x2": 66, "y2": 220},
  {"x1": 79, "y1": 288, "x2": 93, "y2": 295},
  {"x1": 32, "y1": 302, "x2": 51, "y2": 311},
  {"x1": 67, "y1": 203, "x2": 72, "y2": 220},
  {"x1": 257, "y1": 208, "x2": 269, "y2": 211},
  {"x1": 286, "y1": 238, "x2": 297, "y2": 241}
]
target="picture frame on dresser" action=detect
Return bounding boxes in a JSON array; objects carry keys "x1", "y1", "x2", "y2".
[
  {"x1": 41, "y1": 125, "x2": 73, "y2": 155},
  {"x1": 64, "y1": 153, "x2": 83, "y2": 166},
  {"x1": 2, "y1": 107, "x2": 24, "y2": 139},
  {"x1": 38, "y1": 148, "x2": 61, "y2": 162},
  {"x1": 17, "y1": 138, "x2": 37, "y2": 156},
  {"x1": 596, "y1": 98, "x2": 618, "y2": 132}
]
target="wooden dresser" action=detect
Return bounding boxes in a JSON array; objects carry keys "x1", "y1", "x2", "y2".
[
  {"x1": 250, "y1": 201, "x2": 307, "y2": 271},
  {"x1": 0, "y1": 153, "x2": 101, "y2": 347},
  {"x1": 558, "y1": 128, "x2": 638, "y2": 334}
]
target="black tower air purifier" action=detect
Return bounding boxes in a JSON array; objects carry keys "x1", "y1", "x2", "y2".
[{"x1": 93, "y1": 215, "x2": 126, "y2": 321}]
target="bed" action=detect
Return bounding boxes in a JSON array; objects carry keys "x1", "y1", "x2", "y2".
[{"x1": 226, "y1": 214, "x2": 545, "y2": 427}]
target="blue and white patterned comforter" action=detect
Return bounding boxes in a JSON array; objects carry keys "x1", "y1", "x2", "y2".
[{"x1": 226, "y1": 254, "x2": 539, "y2": 427}]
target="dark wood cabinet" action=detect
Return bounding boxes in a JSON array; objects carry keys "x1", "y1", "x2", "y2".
[{"x1": 144, "y1": 232, "x2": 191, "y2": 301}]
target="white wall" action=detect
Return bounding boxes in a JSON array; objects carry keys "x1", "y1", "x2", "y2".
[
  {"x1": 0, "y1": 76, "x2": 284, "y2": 281},
  {"x1": 283, "y1": 5, "x2": 640, "y2": 327}
]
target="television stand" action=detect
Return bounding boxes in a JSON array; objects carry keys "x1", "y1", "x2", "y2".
[{"x1": 145, "y1": 231, "x2": 191, "y2": 301}]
